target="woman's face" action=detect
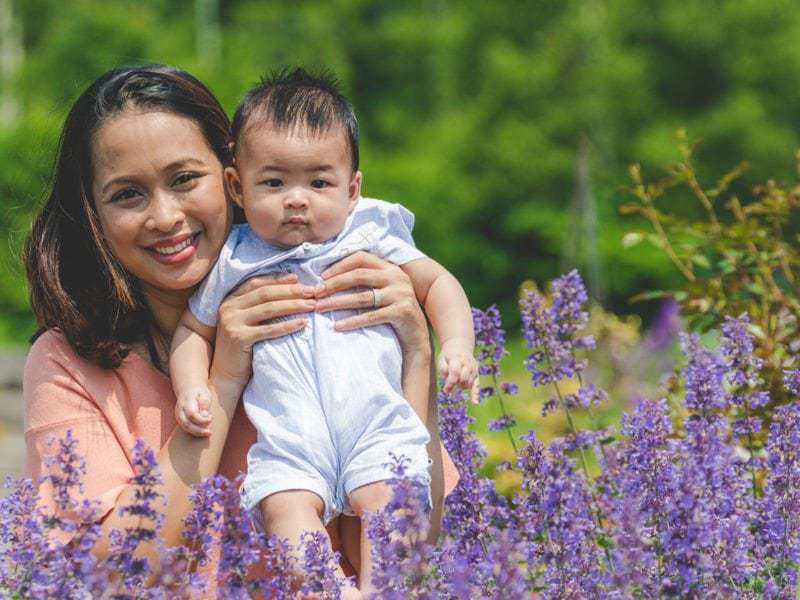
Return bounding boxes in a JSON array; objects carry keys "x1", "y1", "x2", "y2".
[{"x1": 91, "y1": 109, "x2": 231, "y2": 298}]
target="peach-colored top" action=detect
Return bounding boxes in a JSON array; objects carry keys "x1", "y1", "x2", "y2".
[{"x1": 24, "y1": 329, "x2": 458, "y2": 593}]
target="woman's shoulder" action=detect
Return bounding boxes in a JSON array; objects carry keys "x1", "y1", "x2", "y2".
[
  {"x1": 25, "y1": 329, "x2": 167, "y2": 401},
  {"x1": 25, "y1": 329, "x2": 99, "y2": 383},
  {"x1": 23, "y1": 328, "x2": 172, "y2": 433}
]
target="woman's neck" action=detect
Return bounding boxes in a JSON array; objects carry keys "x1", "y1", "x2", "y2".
[
  {"x1": 135, "y1": 284, "x2": 194, "y2": 369},
  {"x1": 142, "y1": 284, "x2": 193, "y2": 338}
]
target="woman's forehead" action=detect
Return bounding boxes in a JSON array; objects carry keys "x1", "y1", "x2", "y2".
[{"x1": 92, "y1": 109, "x2": 216, "y2": 179}]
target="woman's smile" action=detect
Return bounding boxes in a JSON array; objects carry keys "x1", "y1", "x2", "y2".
[{"x1": 146, "y1": 232, "x2": 201, "y2": 264}]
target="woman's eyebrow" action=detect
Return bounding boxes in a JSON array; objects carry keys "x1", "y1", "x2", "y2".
[{"x1": 164, "y1": 157, "x2": 207, "y2": 171}]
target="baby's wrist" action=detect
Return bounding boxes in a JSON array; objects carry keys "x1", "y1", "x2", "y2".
[{"x1": 440, "y1": 337, "x2": 473, "y2": 355}]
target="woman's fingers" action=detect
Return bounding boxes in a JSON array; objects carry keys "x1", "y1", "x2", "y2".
[
  {"x1": 239, "y1": 299, "x2": 316, "y2": 324},
  {"x1": 230, "y1": 273, "x2": 299, "y2": 296},
  {"x1": 330, "y1": 306, "x2": 392, "y2": 331},
  {"x1": 320, "y1": 250, "x2": 387, "y2": 280},
  {"x1": 315, "y1": 289, "x2": 381, "y2": 312},
  {"x1": 252, "y1": 319, "x2": 307, "y2": 340},
  {"x1": 233, "y1": 280, "x2": 316, "y2": 307},
  {"x1": 316, "y1": 268, "x2": 393, "y2": 298}
]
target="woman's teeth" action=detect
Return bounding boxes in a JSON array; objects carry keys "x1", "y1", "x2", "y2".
[{"x1": 153, "y1": 236, "x2": 193, "y2": 255}]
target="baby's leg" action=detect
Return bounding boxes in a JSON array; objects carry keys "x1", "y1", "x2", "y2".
[
  {"x1": 260, "y1": 491, "x2": 361, "y2": 599},
  {"x1": 347, "y1": 481, "x2": 395, "y2": 595}
]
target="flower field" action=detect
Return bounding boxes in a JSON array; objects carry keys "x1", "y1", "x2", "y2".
[{"x1": 2, "y1": 270, "x2": 799, "y2": 598}]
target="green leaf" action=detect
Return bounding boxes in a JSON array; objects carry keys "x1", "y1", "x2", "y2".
[
  {"x1": 629, "y1": 290, "x2": 672, "y2": 302},
  {"x1": 622, "y1": 232, "x2": 644, "y2": 248},
  {"x1": 691, "y1": 254, "x2": 711, "y2": 269}
]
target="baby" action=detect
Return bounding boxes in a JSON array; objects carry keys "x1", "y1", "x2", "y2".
[{"x1": 170, "y1": 68, "x2": 476, "y2": 597}]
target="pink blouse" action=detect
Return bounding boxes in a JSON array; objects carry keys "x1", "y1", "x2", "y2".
[{"x1": 24, "y1": 329, "x2": 458, "y2": 593}]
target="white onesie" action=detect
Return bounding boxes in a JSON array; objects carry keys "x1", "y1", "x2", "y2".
[{"x1": 189, "y1": 197, "x2": 432, "y2": 522}]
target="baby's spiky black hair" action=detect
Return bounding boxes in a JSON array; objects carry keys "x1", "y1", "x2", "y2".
[{"x1": 231, "y1": 67, "x2": 359, "y2": 170}]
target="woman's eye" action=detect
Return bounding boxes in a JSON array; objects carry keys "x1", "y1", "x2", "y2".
[
  {"x1": 263, "y1": 179, "x2": 283, "y2": 188},
  {"x1": 173, "y1": 172, "x2": 199, "y2": 187},
  {"x1": 110, "y1": 188, "x2": 140, "y2": 203},
  {"x1": 311, "y1": 179, "x2": 328, "y2": 189}
]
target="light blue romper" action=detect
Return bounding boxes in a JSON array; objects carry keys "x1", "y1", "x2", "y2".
[{"x1": 189, "y1": 198, "x2": 432, "y2": 523}]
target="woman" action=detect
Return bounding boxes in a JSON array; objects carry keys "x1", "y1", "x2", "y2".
[{"x1": 22, "y1": 65, "x2": 455, "y2": 589}]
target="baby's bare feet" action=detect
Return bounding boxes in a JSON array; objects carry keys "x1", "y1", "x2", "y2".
[{"x1": 341, "y1": 586, "x2": 363, "y2": 600}]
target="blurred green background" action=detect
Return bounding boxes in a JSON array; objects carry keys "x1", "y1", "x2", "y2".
[{"x1": 3, "y1": 0, "x2": 800, "y2": 345}]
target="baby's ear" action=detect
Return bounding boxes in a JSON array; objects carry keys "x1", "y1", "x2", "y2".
[
  {"x1": 348, "y1": 170, "x2": 362, "y2": 208},
  {"x1": 224, "y1": 166, "x2": 245, "y2": 208}
]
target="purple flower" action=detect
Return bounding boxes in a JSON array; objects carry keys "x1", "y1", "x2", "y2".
[
  {"x1": 473, "y1": 305, "x2": 508, "y2": 377},
  {"x1": 298, "y1": 530, "x2": 347, "y2": 599},
  {"x1": 784, "y1": 369, "x2": 800, "y2": 396},
  {"x1": 500, "y1": 382, "x2": 518, "y2": 395},
  {"x1": 520, "y1": 271, "x2": 594, "y2": 387},
  {"x1": 367, "y1": 454, "x2": 440, "y2": 598},
  {"x1": 514, "y1": 430, "x2": 608, "y2": 595},
  {"x1": 212, "y1": 475, "x2": 266, "y2": 598},
  {"x1": 720, "y1": 314, "x2": 762, "y2": 388},
  {"x1": 680, "y1": 332, "x2": 730, "y2": 412},
  {"x1": 564, "y1": 384, "x2": 608, "y2": 409},
  {"x1": 756, "y1": 402, "x2": 800, "y2": 595},
  {"x1": 488, "y1": 415, "x2": 516, "y2": 431},
  {"x1": 103, "y1": 440, "x2": 165, "y2": 594},
  {"x1": 642, "y1": 297, "x2": 680, "y2": 352}
]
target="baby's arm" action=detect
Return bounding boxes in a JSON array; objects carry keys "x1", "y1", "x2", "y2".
[
  {"x1": 170, "y1": 311, "x2": 218, "y2": 437},
  {"x1": 401, "y1": 258, "x2": 479, "y2": 402}
]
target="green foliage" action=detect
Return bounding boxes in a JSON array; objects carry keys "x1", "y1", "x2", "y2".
[
  {"x1": 623, "y1": 130, "x2": 800, "y2": 407},
  {"x1": 5, "y1": 1, "x2": 800, "y2": 343}
]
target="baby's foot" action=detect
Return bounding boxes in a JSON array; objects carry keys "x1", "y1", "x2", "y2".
[{"x1": 341, "y1": 587, "x2": 363, "y2": 600}]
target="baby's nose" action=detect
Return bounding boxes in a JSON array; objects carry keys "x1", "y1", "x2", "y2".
[{"x1": 284, "y1": 189, "x2": 310, "y2": 208}]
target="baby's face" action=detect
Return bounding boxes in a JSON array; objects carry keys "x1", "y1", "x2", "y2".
[{"x1": 227, "y1": 121, "x2": 361, "y2": 248}]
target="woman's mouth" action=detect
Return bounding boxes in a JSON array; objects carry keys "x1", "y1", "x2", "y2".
[{"x1": 147, "y1": 233, "x2": 200, "y2": 265}]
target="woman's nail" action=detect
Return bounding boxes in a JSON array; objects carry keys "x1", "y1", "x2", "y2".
[
  {"x1": 302, "y1": 287, "x2": 315, "y2": 298},
  {"x1": 315, "y1": 299, "x2": 327, "y2": 311},
  {"x1": 314, "y1": 284, "x2": 326, "y2": 296},
  {"x1": 305, "y1": 300, "x2": 317, "y2": 309}
]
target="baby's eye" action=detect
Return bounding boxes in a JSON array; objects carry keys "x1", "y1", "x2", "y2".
[
  {"x1": 173, "y1": 172, "x2": 199, "y2": 187},
  {"x1": 263, "y1": 179, "x2": 283, "y2": 188},
  {"x1": 310, "y1": 179, "x2": 329, "y2": 189},
  {"x1": 110, "y1": 188, "x2": 141, "y2": 203}
]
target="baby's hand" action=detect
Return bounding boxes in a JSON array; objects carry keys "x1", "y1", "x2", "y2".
[
  {"x1": 175, "y1": 386, "x2": 213, "y2": 437},
  {"x1": 438, "y1": 340, "x2": 480, "y2": 403}
]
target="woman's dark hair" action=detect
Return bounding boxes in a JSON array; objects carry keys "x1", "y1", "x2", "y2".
[{"x1": 23, "y1": 65, "x2": 234, "y2": 369}]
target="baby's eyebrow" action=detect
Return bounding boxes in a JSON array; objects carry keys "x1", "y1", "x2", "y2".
[{"x1": 304, "y1": 164, "x2": 334, "y2": 172}]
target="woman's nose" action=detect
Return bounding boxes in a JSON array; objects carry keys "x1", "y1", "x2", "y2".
[{"x1": 145, "y1": 191, "x2": 185, "y2": 232}]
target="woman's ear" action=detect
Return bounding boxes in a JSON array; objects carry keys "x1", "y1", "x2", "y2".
[
  {"x1": 224, "y1": 167, "x2": 245, "y2": 209},
  {"x1": 348, "y1": 170, "x2": 362, "y2": 210}
]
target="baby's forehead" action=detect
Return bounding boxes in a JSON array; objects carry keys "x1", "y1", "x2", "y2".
[{"x1": 236, "y1": 118, "x2": 351, "y2": 166}]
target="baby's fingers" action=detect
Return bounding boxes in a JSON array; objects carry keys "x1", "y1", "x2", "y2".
[
  {"x1": 194, "y1": 388, "x2": 213, "y2": 419},
  {"x1": 443, "y1": 357, "x2": 463, "y2": 393},
  {"x1": 177, "y1": 407, "x2": 212, "y2": 437},
  {"x1": 470, "y1": 377, "x2": 481, "y2": 404}
]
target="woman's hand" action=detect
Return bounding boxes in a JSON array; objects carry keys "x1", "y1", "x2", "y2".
[
  {"x1": 209, "y1": 273, "x2": 316, "y2": 396},
  {"x1": 313, "y1": 251, "x2": 429, "y2": 353}
]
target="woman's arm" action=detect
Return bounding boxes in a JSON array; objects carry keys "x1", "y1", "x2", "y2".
[{"x1": 24, "y1": 275, "x2": 314, "y2": 565}]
